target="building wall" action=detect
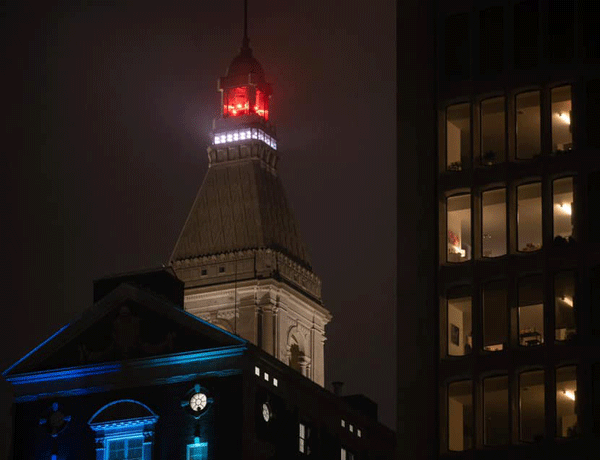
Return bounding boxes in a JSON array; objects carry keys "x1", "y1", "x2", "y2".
[
  {"x1": 431, "y1": 0, "x2": 600, "y2": 458},
  {"x1": 183, "y1": 279, "x2": 329, "y2": 386}
]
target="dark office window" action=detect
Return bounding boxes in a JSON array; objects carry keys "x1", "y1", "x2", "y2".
[
  {"x1": 448, "y1": 380, "x2": 473, "y2": 451},
  {"x1": 481, "y1": 97, "x2": 506, "y2": 165},
  {"x1": 547, "y1": 0, "x2": 575, "y2": 64},
  {"x1": 582, "y1": 2, "x2": 600, "y2": 59},
  {"x1": 516, "y1": 91, "x2": 541, "y2": 159},
  {"x1": 592, "y1": 266, "x2": 600, "y2": 335},
  {"x1": 514, "y1": 0, "x2": 539, "y2": 69},
  {"x1": 479, "y1": 7, "x2": 504, "y2": 75},
  {"x1": 594, "y1": 363, "x2": 600, "y2": 433},
  {"x1": 520, "y1": 370, "x2": 545, "y2": 442},
  {"x1": 589, "y1": 173, "x2": 600, "y2": 249},
  {"x1": 483, "y1": 375, "x2": 510, "y2": 445},
  {"x1": 445, "y1": 14, "x2": 470, "y2": 79},
  {"x1": 587, "y1": 80, "x2": 600, "y2": 148},
  {"x1": 483, "y1": 280, "x2": 508, "y2": 351}
]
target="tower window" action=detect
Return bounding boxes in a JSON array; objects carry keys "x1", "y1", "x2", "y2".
[
  {"x1": 446, "y1": 289, "x2": 472, "y2": 357},
  {"x1": 551, "y1": 86, "x2": 573, "y2": 153},
  {"x1": 482, "y1": 188, "x2": 507, "y2": 257},
  {"x1": 447, "y1": 380, "x2": 473, "y2": 451},
  {"x1": 480, "y1": 97, "x2": 506, "y2": 165},
  {"x1": 483, "y1": 375, "x2": 509, "y2": 445},
  {"x1": 483, "y1": 280, "x2": 508, "y2": 351},
  {"x1": 556, "y1": 366, "x2": 578, "y2": 438},
  {"x1": 517, "y1": 182, "x2": 542, "y2": 252},
  {"x1": 446, "y1": 194, "x2": 471, "y2": 262},
  {"x1": 519, "y1": 370, "x2": 545, "y2": 442},
  {"x1": 555, "y1": 271, "x2": 576, "y2": 341},
  {"x1": 515, "y1": 91, "x2": 541, "y2": 159},
  {"x1": 219, "y1": 267, "x2": 225, "y2": 273},
  {"x1": 518, "y1": 275, "x2": 544, "y2": 346},
  {"x1": 553, "y1": 177, "x2": 574, "y2": 241},
  {"x1": 445, "y1": 103, "x2": 470, "y2": 171}
]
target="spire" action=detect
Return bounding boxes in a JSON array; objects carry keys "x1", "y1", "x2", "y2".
[{"x1": 241, "y1": 0, "x2": 250, "y2": 54}]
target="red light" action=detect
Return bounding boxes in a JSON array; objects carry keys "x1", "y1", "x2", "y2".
[{"x1": 237, "y1": 104, "x2": 242, "y2": 109}]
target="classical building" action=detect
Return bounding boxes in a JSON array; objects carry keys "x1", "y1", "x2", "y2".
[
  {"x1": 169, "y1": 30, "x2": 330, "y2": 387},
  {"x1": 398, "y1": 1, "x2": 600, "y2": 458},
  {"x1": 3, "y1": 269, "x2": 394, "y2": 459}
]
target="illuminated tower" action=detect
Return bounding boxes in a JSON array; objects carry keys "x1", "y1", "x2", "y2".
[{"x1": 169, "y1": 12, "x2": 331, "y2": 386}]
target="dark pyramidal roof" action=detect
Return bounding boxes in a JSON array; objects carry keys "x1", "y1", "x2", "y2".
[{"x1": 169, "y1": 158, "x2": 312, "y2": 269}]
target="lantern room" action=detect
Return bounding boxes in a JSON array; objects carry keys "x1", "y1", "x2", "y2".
[
  {"x1": 222, "y1": 86, "x2": 270, "y2": 120},
  {"x1": 218, "y1": 43, "x2": 272, "y2": 121}
]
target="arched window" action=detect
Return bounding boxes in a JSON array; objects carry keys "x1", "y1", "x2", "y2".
[
  {"x1": 88, "y1": 400, "x2": 158, "y2": 460},
  {"x1": 289, "y1": 343, "x2": 302, "y2": 372}
]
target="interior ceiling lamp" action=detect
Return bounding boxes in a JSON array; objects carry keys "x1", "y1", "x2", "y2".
[
  {"x1": 556, "y1": 203, "x2": 572, "y2": 215},
  {"x1": 557, "y1": 112, "x2": 571, "y2": 124}
]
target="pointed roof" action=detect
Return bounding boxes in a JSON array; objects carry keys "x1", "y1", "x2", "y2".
[{"x1": 170, "y1": 158, "x2": 312, "y2": 269}]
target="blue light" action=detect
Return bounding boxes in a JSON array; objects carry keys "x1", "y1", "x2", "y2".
[
  {"x1": 2, "y1": 323, "x2": 71, "y2": 376},
  {"x1": 7, "y1": 345, "x2": 246, "y2": 386},
  {"x1": 88, "y1": 399, "x2": 157, "y2": 426}
]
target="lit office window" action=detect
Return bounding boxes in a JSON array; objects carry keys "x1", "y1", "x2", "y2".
[
  {"x1": 448, "y1": 380, "x2": 473, "y2": 451},
  {"x1": 483, "y1": 280, "x2": 508, "y2": 351},
  {"x1": 481, "y1": 97, "x2": 506, "y2": 165},
  {"x1": 447, "y1": 194, "x2": 471, "y2": 262},
  {"x1": 520, "y1": 370, "x2": 545, "y2": 442},
  {"x1": 553, "y1": 177, "x2": 574, "y2": 240},
  {"x1": 446, "y1": 104, "x2": 471, "y2": 171},
  {"x1": 555, "y1": 271, "x2": 576, "y2": 341},
  {"x1": 518, "y1": 275, "x2": 544, "y2": 347},
  {"x1": 556, "y1": 366, "x2": 578, "y2": 438},
  {"x1": 551, "y1": 86, "x2": 573, "y2": 153},
  {"x1": 447, "y1": 290, "x2": 472, "y2": 356},
  {"x1": 482, "y1": 188, "x2": 507, "y2": 257},
  {"x1": 483, "y1": 375, "x2": 509, "y2": 446},
  {"x1": 516, "y1": 91, "x2": 541, "y2": 159},
  {"x1": 517, "y1": 182, "x2": 542, "y2": 252}
]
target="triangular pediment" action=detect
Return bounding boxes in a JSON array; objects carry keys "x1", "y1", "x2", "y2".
[{"x1": 4, "y1": 283, "x2": 245, "y2": 376}]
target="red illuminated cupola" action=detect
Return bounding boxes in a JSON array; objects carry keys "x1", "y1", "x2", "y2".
[
  {"x1": 219, "y1": 38, "x2": 272, "y2": 121},
  {"x1": 211, "y1": 3, "x2": 277, "y2": 152}
]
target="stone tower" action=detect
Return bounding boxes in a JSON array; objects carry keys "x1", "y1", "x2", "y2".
[{"x1": 169, "y1": 30, "x2": 331, "y2": 386}]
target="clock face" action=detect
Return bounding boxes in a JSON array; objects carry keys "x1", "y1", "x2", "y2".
[
  {"x1": 262, "y1": 402, "x2": 271, "y2": 422},
  {"x1": 190, "y1": 393, "x2": 207, "y2": 412}
]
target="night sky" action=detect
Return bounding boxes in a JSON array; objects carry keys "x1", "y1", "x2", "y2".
[{"x1": 2, "y1": 0, "x2": 396, "y2": 429}]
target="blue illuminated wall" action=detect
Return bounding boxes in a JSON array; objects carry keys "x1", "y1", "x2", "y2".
[{"x1": 12, "y1": 374, "x2": 243, "y2": 460}]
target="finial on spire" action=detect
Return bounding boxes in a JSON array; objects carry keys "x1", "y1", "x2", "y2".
[{"x1": 242, "y1": 0, "x2": 250, "y2": 52}]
